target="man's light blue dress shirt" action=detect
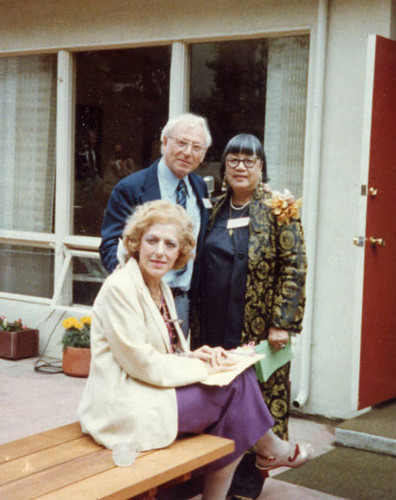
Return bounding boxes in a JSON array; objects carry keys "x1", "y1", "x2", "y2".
[{"x1": 157, "y1": 158, "x2": 201, "y2": 291}]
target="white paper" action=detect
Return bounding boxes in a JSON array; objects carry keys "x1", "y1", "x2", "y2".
[{"x1": 201, "y1": 352, "x2": 265, "y2": 387}]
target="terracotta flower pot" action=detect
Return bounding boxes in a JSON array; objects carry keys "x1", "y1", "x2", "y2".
[
  {"x1": 0, "y1": 329, "x2": 39, "y2": 360},
  {"x1": 62, "y1": 346, "x2": 91, "y2": 378}
]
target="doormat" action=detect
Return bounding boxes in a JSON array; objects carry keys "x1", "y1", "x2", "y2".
[{"x1": 276, "y1": 446, "x2": 396, "y2": 500}]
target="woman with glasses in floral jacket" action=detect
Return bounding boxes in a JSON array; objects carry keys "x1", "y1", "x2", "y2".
[{"x1": 192, "y1": 134, "x2": 308, "y2": 500}]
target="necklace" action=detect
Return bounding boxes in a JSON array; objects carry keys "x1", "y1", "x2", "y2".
[
  {"x1": 230, "y1": 198, "x2": 251, "y2": 211},
  {"x1": 228, "y1": 199, "x2": 250, "y2": 236}
]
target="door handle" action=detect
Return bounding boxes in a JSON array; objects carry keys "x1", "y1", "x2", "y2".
[
  {"x1": 369, "y1": 187, "x2": 378, "y2": 197},
  {"x1": 369, "y1": 236, "x2": 385, "y2": 247},
  {"x1": 353, "y1": 236, "x2": 386, "y2": 247}
]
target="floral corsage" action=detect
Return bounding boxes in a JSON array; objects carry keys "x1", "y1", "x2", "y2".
[{"x1": 264, "y1": 189, "x2": 302, "y2": 224}]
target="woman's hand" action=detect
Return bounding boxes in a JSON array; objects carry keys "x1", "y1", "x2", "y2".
[
  {"x1": 189, "y1": 345, "x2": 237, "y2": 370},
  {"x1": 268, "y1": 327, "x2": 290, "y2": 351},
  {"x1": 204, "y1": 359, "x2": 238, "y2": 375}
]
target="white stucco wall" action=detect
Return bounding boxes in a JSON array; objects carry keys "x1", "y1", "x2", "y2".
[
  {"x1": 294, "y1": 0, "x2": 392, "y2": 419},
  {"x1": 0, "y1": 0, "x2": 393, "y2": 419},
  {"x1": 0, "y1": 0, "x2": 316, "y2": 53}
]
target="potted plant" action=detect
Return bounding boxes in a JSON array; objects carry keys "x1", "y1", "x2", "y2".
[
  {"x1": 0, "y1": 316, "x2": 39, "y2": 360},
  {"x1": 61, "y1": 316, "x2": 91, "y2": 378}
]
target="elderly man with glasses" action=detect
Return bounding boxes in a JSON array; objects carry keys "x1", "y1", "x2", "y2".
[{"x1": 100, "y1": 113, "x2": 212, "y2": 337}]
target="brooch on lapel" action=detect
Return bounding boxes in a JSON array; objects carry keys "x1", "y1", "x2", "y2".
[{"x1": 264, "y1": 189, "x2": 302, "y2": 224}]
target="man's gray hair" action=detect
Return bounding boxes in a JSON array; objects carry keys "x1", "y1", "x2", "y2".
[{"x1": 160, "y1": 113, "x2": 212, "y2": 153}]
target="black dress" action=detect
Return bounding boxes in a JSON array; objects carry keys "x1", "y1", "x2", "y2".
[{"x1": 202, "y1": 200, "x2": 249, "y2": 349}]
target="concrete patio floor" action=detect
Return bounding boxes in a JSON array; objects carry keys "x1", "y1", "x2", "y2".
[{"x1": 0, "y1": 356, "x2": 342, "y2": 499}]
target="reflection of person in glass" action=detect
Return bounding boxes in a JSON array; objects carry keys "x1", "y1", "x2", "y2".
[
  {"x1": 100, "y1": 113, "x2": 212, "y2": 337},
  {"x1": 109, "y1": 142, "x2": 137, "y2": 181},
  {"x1": 79, "y1": 200, "x2": 312, "y2": 500},
  {"x1": 75, "y1": 128, "x2": 102, "y2": 195},
  {"x1": 192, "y1": 134, "x2": 308, "y2": 500},
  {"x1": 102, "y1": 142, "x2": 138, "y2": 196},
  {"x1": 75, "y1": 127, "x2": 105, "y2": 235}
]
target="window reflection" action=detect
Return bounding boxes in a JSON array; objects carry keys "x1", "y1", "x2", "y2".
[
  {"x1": 0, "y1": 244, "x2": 54, "y2": 297},
  {"x1": 190, "y1": 39, "x2": 268, "y2": 193},
  {"x1": 73, "y1": 256, "x2": 107, "y2": 306},
  {"x1": 189, "y1": 37, "x2": 309, "y2": 197},
  {"x1": 74, "y1": 47, "x2": 171, "y2": 236}
]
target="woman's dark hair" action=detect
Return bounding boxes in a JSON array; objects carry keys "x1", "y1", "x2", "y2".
[{"x1": 220, "y1": 133, "x2": 269, "y2": 182}]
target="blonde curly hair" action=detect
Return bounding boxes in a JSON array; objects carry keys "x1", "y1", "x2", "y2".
[{"x1": 122, "y1": 200, "x2": 195, "y2": 270}]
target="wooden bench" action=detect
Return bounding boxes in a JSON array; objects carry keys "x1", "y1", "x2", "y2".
[{"x1": 0, "y1": 422, "x2": 234, "y2": 499}]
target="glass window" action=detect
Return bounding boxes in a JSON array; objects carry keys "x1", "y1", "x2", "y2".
[
  {"x1": 0, "y1": 244, "x2": 54, "y2": 297},
  {"x1": 190, "y1": 39, "x2": 268, "y2": 163},
  {"x1": 264, "y1": 36, "x2": 309, "y2": 197},
  {"x1": 0, "y1": 55, "x2": 57, "y2": 232},
  {"x1": 189, "y1": 36, "x2": 309, "y2": 197},
  {"x1": 73, "y1": 255, "x2": 107, "y2": 306},
  {"x1": 74, "y1": 47, "x2": 171, "y2": 236}
]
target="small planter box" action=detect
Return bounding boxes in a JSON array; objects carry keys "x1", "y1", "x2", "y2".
[
  {"x1": 0, "y1": 329, "x2": 39, "y2": 360},
  {"x1": 62, "y1": 347, "x2": 91, "y2": 378}
]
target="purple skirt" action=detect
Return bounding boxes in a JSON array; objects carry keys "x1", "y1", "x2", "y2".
[{"x1": 176, "y1": 367, "x2": 274, "y2": 472}]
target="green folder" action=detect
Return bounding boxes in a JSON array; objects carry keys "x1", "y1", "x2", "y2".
[{"x1": 254, "y1": 340, "x2": 293, "y2": 382}]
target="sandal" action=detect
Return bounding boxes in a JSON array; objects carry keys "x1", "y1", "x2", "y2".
[{"x1": 255, "y1": 443, "x2": 313, "y2": 478}]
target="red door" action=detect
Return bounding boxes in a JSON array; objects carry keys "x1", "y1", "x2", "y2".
[{"x1": 358, "y1": 35, "x2": 396, "y2": 409}]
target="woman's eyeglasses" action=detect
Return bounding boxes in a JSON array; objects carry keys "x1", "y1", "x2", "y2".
[{"x1": 226, "y1": 156, "x2": 258, "y2": 169}]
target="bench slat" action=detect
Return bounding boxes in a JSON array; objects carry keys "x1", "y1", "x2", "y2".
[
  {"x1": 0, "y1": 422, "x2": 84, "y2": 464},
  {"x1": 0, "y1": 449, "x2": 113, "y2": 500},
  {"x1": 36, "y1": 434, "x2": 234, "y2": 500},
  {"x1": 0, "y1": 423, "x2": 234, "y2": 500},
  {"x1": 0, "y1": 435, "x2": 101, "y2": 485}
]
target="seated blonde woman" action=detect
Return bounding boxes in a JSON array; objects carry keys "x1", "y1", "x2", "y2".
[{"x1": 79, "y1": 200, "x2": 311, "y2": 499}]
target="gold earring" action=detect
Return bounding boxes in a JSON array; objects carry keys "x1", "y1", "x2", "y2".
[
  {"x1": 257, "y1": 180, "x2": 264, "y2": 194},
  {"x1": 221, "y1": 176, "x2": 228, "y2": 192}
]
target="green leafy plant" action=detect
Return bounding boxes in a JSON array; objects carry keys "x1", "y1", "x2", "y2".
[{"x1": 61, "y1": 316, "x2": 91, "y2": 351}]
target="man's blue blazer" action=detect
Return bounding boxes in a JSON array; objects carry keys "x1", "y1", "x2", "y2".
[{"x1": 100, "y1": 159, "x2": 209, "y2": 297}]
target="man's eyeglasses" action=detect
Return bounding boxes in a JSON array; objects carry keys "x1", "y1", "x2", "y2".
[
  {"x1": 168, "y1": 137, "x2": 206, "y2": 155},
  {"x1": 226, "y1": 156, "x2": 258, "y2": 169}
]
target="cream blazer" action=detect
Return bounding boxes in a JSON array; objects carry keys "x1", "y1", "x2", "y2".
[{"x1": 78, "y1": 258, "x2": 209, "y2": 451}]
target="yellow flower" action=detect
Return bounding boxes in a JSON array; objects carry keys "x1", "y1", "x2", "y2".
[
  {"x1": 62, "y1": 317, "x2": 83, "y2": 330},
  {"x1": 80, "y1": 316, "x2": 92, "y2": 326},
  {"x1": 62, "y1": 317, "x2": 76, "y2": 329},
  {"x1": 265, "y1": 189, "x2": 302, "y2": 225},
  {"x1": 73, "y1": 319, "x2": 83, "y2": 330}
]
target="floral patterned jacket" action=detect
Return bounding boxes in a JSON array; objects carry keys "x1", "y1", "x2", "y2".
[{"x1": 205, "y1": 186, "x2": 307, "y2": 344}]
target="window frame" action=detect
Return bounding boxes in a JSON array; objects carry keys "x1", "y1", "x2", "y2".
[
  {"x1": 51, "y1": 247, "x2": 100, "y2": 316},
  {"x1": 0, "y1": 29, "x2": 319, "y2": 318}
]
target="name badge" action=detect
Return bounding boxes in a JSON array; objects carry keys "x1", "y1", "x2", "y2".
[
  {"x1": 202, "y1": 198, "x2": 212, "y2": 209},
  {"x1": 227, "y1": 217, "x2": 250, "y2": 229}
]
